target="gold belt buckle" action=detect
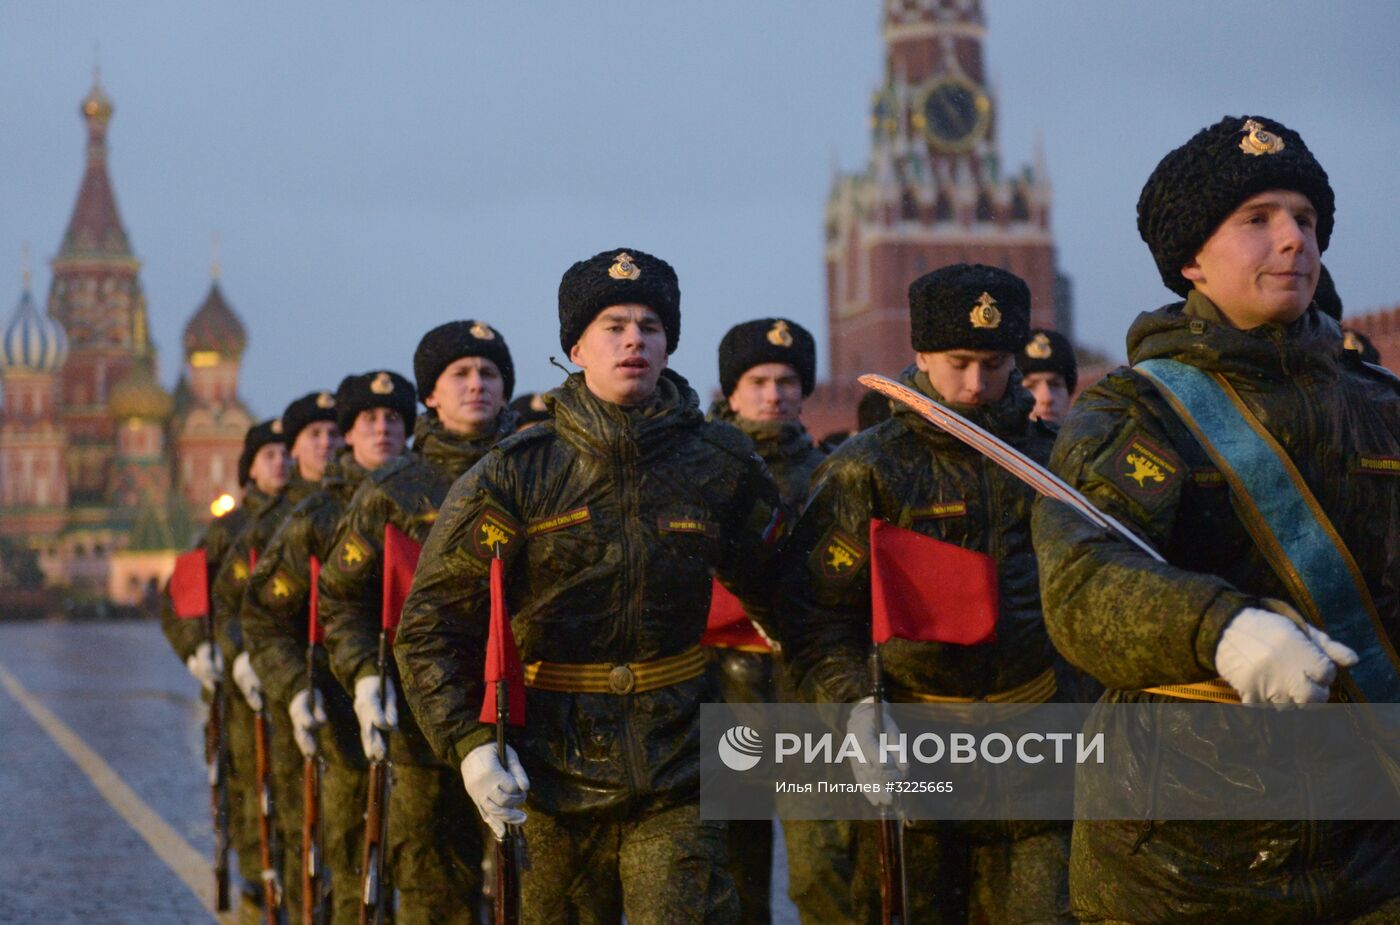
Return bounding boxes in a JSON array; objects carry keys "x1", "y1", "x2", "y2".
[{"x1": 607, "y1": 664, "x2": 636, "y2": 694}]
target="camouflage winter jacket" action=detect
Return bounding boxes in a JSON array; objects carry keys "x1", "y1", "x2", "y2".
[
  {"x1": 318, "y1": 410, "x2": 515, "y2": 766},
  {"x1": 395, "y1": 370, "x2": 785, "y2": 814},
  {"x1": 708, "y1": 401, "x2": 827, "y2": 511},
  {"x1": 782, "y1": 367, "x2": 1057, "y2": 706},
  {"x1": 159, "y1": 490, "x2": 265, "y2": 663},
  {"x1": 1033, "y1": 293, "x2": 1400, "y2": 923},
  {"x1": 210, "y1": 475, "x2": 319, "y2": 663},
  {"x1": 242, "y1": 452, "x2": 370, "y2": 712}
]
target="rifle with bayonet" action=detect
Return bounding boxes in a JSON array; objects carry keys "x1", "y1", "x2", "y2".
[
  {"x1": 253, "y1": 703, "x2": 283, "y2": 925},
  {"x1": 359, "y1": 630, "x2": 392, "y2": 925},
  {"x1": 204, "y1": 606, "x2": 231, "y2": 912},
  {"x1": 303, "y1": 555, "x2": 327, "y2": 925}
]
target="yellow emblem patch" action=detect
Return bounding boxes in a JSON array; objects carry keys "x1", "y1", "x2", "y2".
[
  {"x1": 1025, "y1": 332, "x2": 1053, "y2": 360},
  {"x1": 767, "y1": 320, "x2": 794, "y2": 347},
  {"x1": 231, "y1": 560, "x2": 249, "y2": 582},
  {"x1": 1109, "y1": 436, "x2": 1180, "y2": 496},
  {"x1": 1239, "y1": 118, "x2": 1285, "y2": 156},
  {"x1": 339, "y1": 535, "x2": 368, "y2": 571},
  {"x1": 469, "y1": 321, "x2": 495, "y2": 340},
  {"x1": 470, "y1": 506, "x2": 521, "y2": 559},
  {"x1": 608, "y1": 252, "x2": 641, "y2": 281},
  {"x1": 370, "y1": 372, "x2": 394, "y2": 395},
  {"x1": 813, "y1": 527, "x2": 867, "y2": 582},
  {"x1": 271, "y1": 574, "x2": 292, "y2": 598},
  {"x1": 970, "y1": 292, "x2": 1002, "y2": 330}
]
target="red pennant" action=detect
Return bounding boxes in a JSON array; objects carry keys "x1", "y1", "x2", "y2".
[
  {"x1": 479, "y1": 557, "x2": 526, "y2": 726},
  {"x1": 308, "y1": 555, "x2": 323, "y2": 645},
  {"x1": 170, "y1": 549, "x2": 209, "y2": 619},
  {"x1": 869, "y1": 518, "x2": 998, "y2": 646},
  {"x1": 701, "y1": 578, "x2": 771, "y2": 651},
  {"x1": 382, "y1": 523, "x2": 421, "y2": 645},
  {"x1": 248, "y1": 548, "x2": 258, "y2": 569}
]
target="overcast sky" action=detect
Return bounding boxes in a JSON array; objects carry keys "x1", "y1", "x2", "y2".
[{"x1": 3, "y1": 1, "x2": 1398, "y2": 417}]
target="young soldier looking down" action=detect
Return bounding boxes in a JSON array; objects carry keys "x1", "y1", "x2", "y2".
[
  {"x1": 1033, "y1": 115, "x2": 1400, "y2": 922},
  {"x1": 396, "y1": 248, "x2": 785, "y2": 925},
  {"x1": 781, "y1": 263, "x2": 1069, "y2": 925}
]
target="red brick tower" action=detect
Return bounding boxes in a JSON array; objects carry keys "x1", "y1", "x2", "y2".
[
  {"x1": 805, "y1": 0, "x2": 1066, "y2": 437},
  {"x1": 47, "y1": 72, "x2": 153, "y2": 504}
]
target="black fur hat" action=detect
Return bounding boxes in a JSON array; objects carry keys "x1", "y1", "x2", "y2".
[
  {"x1": 335, "y1": 370, "x2": 417, "y2": 436},
  {"x1": 909, "y1": 263, "x2": 1030, "y2": 354},
  {"x1": 238, "y1": 418, "x2": 285, "y2": 487},
  {"x1": 718, "y1": 318, "x2": 816, "y2": 397},
  {"x1": 1313, "y1": 265, "x2": 1341, "y2": 321},
  {"x1": 1018, "y1": 328, "x2": 1078, "y2": 394},
  {"x1": 558, "y1": 248, "x2": 680, "y2": 355},
  {"x1": 1138, "y1": 115, "x2": 1334, "y2": 297},
  {"x1": 413, "y1": 320, "x2": 515, "y2": 402},
  {"x1": 280, "y1": 390, "x2": 339, "y2": 448}
]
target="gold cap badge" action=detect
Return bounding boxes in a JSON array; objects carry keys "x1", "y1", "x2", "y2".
[
  {"x1": 608, "y1": 252, "x2": 641, "y2": 281},
  {"x1": 1026, "y1": 332, "x2": 1053, "y2": 360},
  {"x1": 1239, "y1": 119, "x2": 1284, "y2": 156},
  {"x1": 1344, "y1": 331, "x2": 1362, "y2": 353},
  {"x1": 316, "y1": 391, "x2": 335, "y2": 409},
  {"x1": 970, "y1": 292, "x2": 1002, "y2": 330},
  {"x1": 271, "y1": 419, "x2": 284, "y2": 434},
  {"x1": 469, "y1": 321, "x2": 495, "y2": 340},
  {"x1": 767, "y1": 320, "x2": 794, "y2": 347},
  {"x1": 370, "y1": 371, "x2": 394, "y2": 395}
]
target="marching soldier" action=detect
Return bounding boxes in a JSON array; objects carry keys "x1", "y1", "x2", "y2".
[
  {"x1": 709, "y1": 317, "x2": 830, "y2": 925},
  {"x1": 230, "y1": 390, "x2": 343, "y2": 922},
  {"x1": 1033, "y1": 115, "x2": 1400, "y2": 922},
  {"x1": 318, "y1": 323, "x2": 517, "y2": 924},
  {"x1": 395, "y1": 248, "x2": 786, "y2": 925},
  {"x1": 1018, "y1": 328, "x2": 1077, "y2": 424},
  {"x1": 781, "y1": 264, "x2": 1070, "y2": 925}
]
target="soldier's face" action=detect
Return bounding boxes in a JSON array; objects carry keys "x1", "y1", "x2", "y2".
[
  {"x1": 426, "y1": 356, "x2": 506, "y2": 436},
  {"x1": 291, "y1": 420, "x2": 343, "y2": 482},
  {"x1": 1181, "y1": 189, "x2": 1320, "y2": 329},
  {"x1": 569, "y1": 304, "x2": 668, "y2": 406},
  {"x1": 728, "y1": 363, "x2": 804, "y2": 423},
  {"x1": 345, "y1": 407, "x2": 406, "y2": 471},
  {"x1": 916, "y1": 350, "x2": 1014, "y2": 407},
  {"x1": 249, "y1": 442, "x2": 289, "y2": 494},
  {"x1": 1022, "y1": 371, "x2": 1070, "y2": 423}
]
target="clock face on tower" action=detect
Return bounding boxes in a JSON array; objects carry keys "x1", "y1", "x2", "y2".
[{"x1": 916, "y1": 75, "x2": 992, "y2": 153}]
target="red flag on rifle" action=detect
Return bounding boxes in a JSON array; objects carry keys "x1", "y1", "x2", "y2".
[
  {"x1": 479, "y1": 556, "x2": 526, "y2": 726},
  {"x1": 701, "y1": 578, "x2": 772, "y2": 652},
  {"x1": 382, "y1": 523, "x2": 421, "y2": 645},
  {"x1": 170, "y1": 548, "x2": 209, "y2": 619},
  {"x1": 869, "y1": 518, "x2": 997, "y2": 646},
  {"x1": 308, "y1": 555, "x2": 323, "y2": 645}
]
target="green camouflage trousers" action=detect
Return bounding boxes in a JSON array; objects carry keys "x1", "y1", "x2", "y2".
[
  {"x1": 781, "y1": 818, "x2": 880, "y2": 925},
  {"x1": 386, "y1": 760, "x2": 483, "y2": 925},
  {"x1": 520, "y1": 800, "x2": 738, "y2": 925},
  {"x1": 898, "y1": 823, "x2": 1071, "y2": 925},
  {"x1": 224, "y1": 693, "x2": 263, "y2": 892}
]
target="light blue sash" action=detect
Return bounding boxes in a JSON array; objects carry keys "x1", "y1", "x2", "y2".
[{"x1": 1135, "y1": 357, "x2": 1400, "y2": 703}]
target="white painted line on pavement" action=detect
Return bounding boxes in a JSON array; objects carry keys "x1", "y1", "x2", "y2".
[{"x1": 0, "y1": 661, "x2": 236, "y2": 924}]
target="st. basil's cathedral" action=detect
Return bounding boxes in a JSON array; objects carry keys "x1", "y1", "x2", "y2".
[{"x1": 0, "y1": 74, "x2": 252, "y2": 605}]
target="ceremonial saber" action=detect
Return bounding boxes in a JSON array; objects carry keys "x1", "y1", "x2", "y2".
[{"x1": 858, "y1": 374, "x2": 1165, "y2": 564}]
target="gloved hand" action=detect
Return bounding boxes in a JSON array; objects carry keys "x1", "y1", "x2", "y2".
[
  {"x1": 461, "y1": 743, "x2": 530, "y2": 839},
  {"x1": 185, "y1": 641, "x2": 224, "y2": 693},
  {"x1": 845, "y1": 696, "x2": 907, "y2": 806},
  {"x1": 232, "y1": 651, "x2": 264, "y2": 711},
  {"x1": 1216, "y1": 606, "x2": 1359, "y2": 704},
  {"x1": 288, "y1": 688, "x2": 328, "y2": 758},
  {"x1": 353, "y1": 674, "x2": 398, "y2": 761}
]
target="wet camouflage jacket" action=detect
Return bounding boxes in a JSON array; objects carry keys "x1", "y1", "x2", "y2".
[
  {"x1": 159, "y1": 491, "x2": 264, "y2": 663},
  {"x1": 241, "y1": 452, "x2": 370, "y2": 709},
  {"x1": 318, "y1": 410, "x2": 515, "y2": 766},
  {"x1": 1033, "y1": 294, "x2": 1400, "y2": 922},
  {"x1": 709, "y1": 402, "x2": 826, "y2": 511},
  {"x1": 210, "y1": 476, "x2": 319, "y2": 663},
  {"x1": 781, "y1": 368, "x2": 1057, "y2": 705},
  {"x1": 395, "y1": 371, "x2": 784, "y2": 814}
]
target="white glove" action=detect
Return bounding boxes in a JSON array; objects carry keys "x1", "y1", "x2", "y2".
[
  {"x1": 353, "y1": 674, "x2": 399, "y2": 761},
  {"x1": 461, "y1": 743, "x2": 530, "y2": 839},
  {"x1": 846, "y1": 696, "x2": 907, "y2": 806},
  {"x1": 232, "y1": 651, "x2": 264, "y2": 711},
  {"x1": 185, "y1": 641, "x2": 224, "y2": 693},
  {"x1": 1215, "y1": 606, "x2": 1359, "y2": 704},
  {"x1": 288, "y1": 688, "x2": 328, "y2": 758}
]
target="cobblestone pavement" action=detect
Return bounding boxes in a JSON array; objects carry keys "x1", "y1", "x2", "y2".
[{"x1": 0, "y1": 621, "x2": 800, "y2": 924}]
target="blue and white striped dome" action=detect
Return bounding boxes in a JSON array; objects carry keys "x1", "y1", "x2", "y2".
[{"x1": 1, "y1": 287, "x2": 68, "y2": 374}]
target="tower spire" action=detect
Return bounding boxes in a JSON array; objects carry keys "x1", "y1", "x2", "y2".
[
  {"x1": 21, "y1": 242, "x2": 31, "y2": 290},
  {"x1": 210, "y1": 233, "x2": 221, "y2": 281}
]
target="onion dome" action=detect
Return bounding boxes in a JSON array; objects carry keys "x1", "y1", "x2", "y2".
[
  {"x1": 183, "y1": 281, "x2": 246, "y2": 361},
  {"x1": 1, "y1": 283, "x2": 68, "y2": 373},
  {"x1": 107, "y1": 357, "x2": 173, "y2": 421},
  {"x1": 81, "y1": 72, "x2": 114, "y2": 126}
]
